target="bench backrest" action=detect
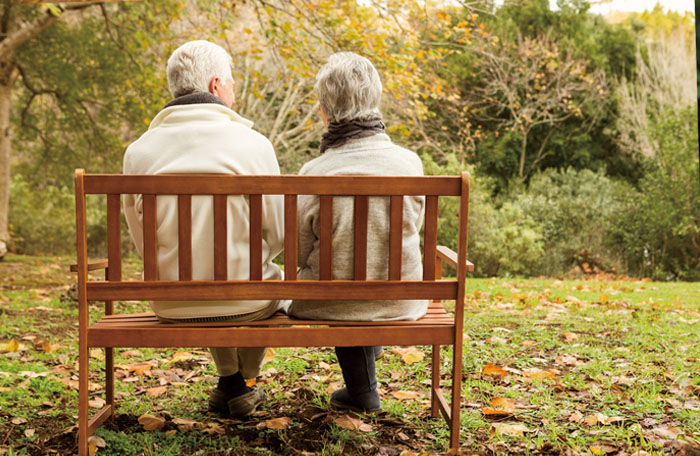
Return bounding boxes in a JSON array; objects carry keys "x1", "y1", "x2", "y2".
[{"x1": 74, "y1": 170, "x2": 470, "y2": 315}]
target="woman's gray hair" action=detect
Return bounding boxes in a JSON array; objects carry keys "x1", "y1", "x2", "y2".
[
  {"x1": 315, "y1": 52, "x2": 383, "y2": 123},
  {"x1": 166, "y1": 40, "x2": 233, "y2": 98}
]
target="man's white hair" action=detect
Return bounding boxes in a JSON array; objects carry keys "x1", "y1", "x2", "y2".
[
  {"x1": 314, "y1": 52, "x2": 382, "y2": 123},
  {"x1": 166, "y1": 40, "x2": 233, "y2": 98}
]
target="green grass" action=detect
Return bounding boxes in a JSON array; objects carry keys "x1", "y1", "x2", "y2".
[{"x1": 0, "y1": 255, "x2": 699, "y2": 455}]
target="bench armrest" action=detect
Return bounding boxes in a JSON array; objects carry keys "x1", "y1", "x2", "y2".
[
  {"x1": 70, "y1": 259, "x2": 109, "y2": 273},
  {"x1": 436, "y1": 246, "x2": 474, "y2": 273}
]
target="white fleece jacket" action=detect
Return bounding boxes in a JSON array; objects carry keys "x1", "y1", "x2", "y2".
[{"x1": 123, "y1": 103, "x2": 285, "y2": 320}]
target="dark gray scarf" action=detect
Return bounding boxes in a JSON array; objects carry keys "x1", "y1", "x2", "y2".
[
  {"x1": 164, "y1": 92, "x2": 227, "y2": 109},
  {"x1": 320, "y1": 119, "x2": 385, "y2": 153}
]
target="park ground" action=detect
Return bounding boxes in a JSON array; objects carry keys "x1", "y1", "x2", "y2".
[{"x1": 0, "y1": 254, "x2": 699, "y2": 455}]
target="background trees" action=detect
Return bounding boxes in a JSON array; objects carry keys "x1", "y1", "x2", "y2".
[{"x1": 4, "y1": 0, "x2": 698, "y2": 280}]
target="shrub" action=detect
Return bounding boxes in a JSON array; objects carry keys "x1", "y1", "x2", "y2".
[
  {"x1": 513, "y1": 167, "x2": 633, "y2": 276},
  {"x1": 9, "y1": 175, "x2": 107, "y2": 256},
  {"x1": 422, "y1": 153, "x2": 545, "y2": 277}
]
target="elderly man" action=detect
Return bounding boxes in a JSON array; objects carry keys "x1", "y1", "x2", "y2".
[
  {"x1": 123, "y1": 40, "x2": 285, "y2": 418},
  {"x1": 288, "y1": 52, "x2": 427, "y2": 413}
]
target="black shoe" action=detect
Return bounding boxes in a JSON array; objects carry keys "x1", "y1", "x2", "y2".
[
  {"x1": 208, "y1": 387, "x2": 266, "y2": 418},
  {"x1": 334, "y1": 346, "x2": 382, "y2": 412},
  {"x1": 330, "y1": 387, "x2": 381, "y2": 413}
]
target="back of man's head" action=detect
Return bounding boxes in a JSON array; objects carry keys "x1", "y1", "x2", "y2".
[{"x1": 166, "y1": 40, "x2": 232, "y2": 98}]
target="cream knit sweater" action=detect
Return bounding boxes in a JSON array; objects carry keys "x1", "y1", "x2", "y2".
[
  {"x1": 287, "y1": 133, "x2": 428, "y2": 321},
  {"x1": 123, "y1": 102, "x2": 285, "y2": 320}
]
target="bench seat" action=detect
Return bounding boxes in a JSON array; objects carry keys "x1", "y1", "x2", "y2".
[{"x1": 89, "y1": 301, "x2": 456, "y2": 348}]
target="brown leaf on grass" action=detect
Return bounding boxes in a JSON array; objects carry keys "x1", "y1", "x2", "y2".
[
  {"x1": 120, "y1": 350, "x2": 143, "y2": 358},
  {"x1": 522, "y1": 368, "x2": 557, "y2": 380},
  {"x1": 165, "y1": 429, "x2": 177, "y2": 437},
  {"x1": 401, "y1": 349, "x2": 425, "y2": 365},
  {"x1": 491, "y1": 422, "x2": 531, "y2": 437},
  {"x1": 138, "y1": 413, "x2": 165, "y2": 431},
  {"x1": 521, "y1": 340, "x2": 537, "y2": 346},
  {"x1": 245, "y1": 378, "x2": 256, "y2": 387},
  {"x1": 584, "y1": 413, "x2": 624, "y2": 426},
  {"x1": 334, "y1": 414, "x2": 365, "y2": 431},
  {"x1": 555, "y1": 354, "x2": 583, "y2": 366},
  {"x1": 201, "y1": 423, "x2": 225, "y2": 435},
  {"x1": 590, "y1": 444, "x2": 618, "y2": 455},
  {"x1": 564, "y1": 332, "x2": 579, "y2": 342},
  {"x1": 566, "y1": 296, "x2": 582, "y2": 305},
  {"x1": 23, "y1": 429, "x2": 35, "y2": 438},
  {"x1": 650, "y1": 426, "x2": 684, "y2": 439},
  {"x1": 145, "y1": 386, "x2": 167, "y2": 397},
  {"x1": 88, "y1": 397, "x2": 106, "y2": 409},
  {"x1": 90, "y1": 348, "x2": 104, "y2": 359},
  {"x1": 172, "y1": 418, "x2": 199, "y2": 431},
  {"x1": 491, "y1": 397, "x2": 516, "y2": 412},
  {"x1": 265, "y1": 417, "x2": 293, "y2": 429},
  {"x1": 482, "y1": 363, "x2": 507, "y2": 379},
  {"x1": 170, "y1": 351, "x2": 193, "y2": 362},
  {"x1": 568, "y1": 411, "x2": 584, "y2": 422},
  {"x1": 392, "y1": 391, "x2": 420, "y2": 400},
  {"x1": 11, "y1": 417, "x2": 27, "y2": 425},
  {"x1": 486, "y1": 336, "x2": 508, "y2": 345},
  {"x1": 43, "y1": 342, "x2": 60, "y2": 353}
]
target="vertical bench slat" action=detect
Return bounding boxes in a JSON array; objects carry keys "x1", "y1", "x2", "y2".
[
  {"x1": 142, "y1": 195, "x2": 157, "y2": 281},
  {"x1": 388, "y1": 195, "x2": 403, "y2": 280},
  {"x1": 319, "y1": 195, "x2": 333, "y2": 280},
  {"x1": 213, "y1": 195, "x2": 227, "y2": 280},
  {"x1": 423, "y1": 195, "x2": 438, "y2": 281},
  {"x1": 178, "y1": 195, "x2": 192, "y2": 281},
  {"x1": 353, "y1": 195, "x2": 369, "y2": 281},
  {"x1": 249, "y1": 194, "x2": 263, "y2": 280},
  {"x1": 284, "y1": 195, "x2": 297, "y2": 281},
  {"x1": 106, "y1": 195, "x2": 122, "y2": 282}
]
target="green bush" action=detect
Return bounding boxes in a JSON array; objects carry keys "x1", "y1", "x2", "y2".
[
  {"x1": 9, "y1": 175, "x2": 107, "y2": 256},
  {"x1": 513, "y1": 167, "x2": 633, "y2": 276},
  {"x1": 422, "y1": 153, "x2": 545, "y2": 277},
  {"x1": 610, "y1": 106, "x2": 700, "y2": 280}
]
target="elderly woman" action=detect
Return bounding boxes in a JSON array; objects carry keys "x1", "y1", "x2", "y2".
[{"x1": 286, "y1": 52, "x2": 427, "y2": 412}]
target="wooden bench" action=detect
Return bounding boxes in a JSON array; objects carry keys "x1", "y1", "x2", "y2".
[{"x1": 72, "y1": 169, "x2": 473, "y2": 455}]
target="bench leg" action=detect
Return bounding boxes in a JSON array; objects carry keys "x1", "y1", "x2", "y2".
[
  {"x1": 431, "y1": 344, "x2": 440, "y2": 418},
  {"x1": 449, "y1": 340, "x2": 463, "y2": 449},
  {"x1": 106, "y1": 347, "x2": 114, "y2": 417},
  {"x1": 78, "y1": 340, "x2": 88, "y2": 455}
]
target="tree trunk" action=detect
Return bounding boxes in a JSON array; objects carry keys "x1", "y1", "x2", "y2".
[
  {"x1": 0, "y1": 80, "x2": 12, "y2": 258},
  {"x1": 518, "y1": 131, "x2": 528, "y2": 179}
]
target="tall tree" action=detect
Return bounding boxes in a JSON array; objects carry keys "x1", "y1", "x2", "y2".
[{"x1": 0, "y1": 2, "x2": 97, "y2": 258}]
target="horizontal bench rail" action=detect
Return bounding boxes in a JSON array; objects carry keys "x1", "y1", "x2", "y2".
[
  {"x1": 86, "y1": 280, "x2": 458, "y2": 301},
  {"x1": 83, "y1": 174, "x2": 462, "y2": 196}
]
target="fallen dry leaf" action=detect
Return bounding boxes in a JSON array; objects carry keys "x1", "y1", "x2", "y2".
[
  {"x1": 4, "y1": 339, "x2": 19, "y2": 352},
  {"x1": 88, "y1": 397, "x2": 106, "y2": 409},
  {"x1": 172, "y1": 417, "x2": 199, "y2": 430},
  {"x1": 120, "y1": 350, "x2": 143, "y2": 358},
  {"x1": 262, "y1": 348, "x2": 276, "y2": 365},
  {"x1": 138, "y1": 413, "x2": 165, "y2": 431},
  {"x1": 522, "y1": 368, "x2": 557, "y2": 380},
  {"x1": 11, "y1": 417, "x2": 27, "y2": 425},
  {"x1": 401, "y1": 349, "x2": 425, "y2": 365},
  {"x1": 170, "y1": 351, "x2": 193, "y2": 362},
  {"x1": 491, "y1": 397, "x2": 516, "y2": 412},
  {"x1": 334, "y1": 414, "x2": 365, "y2": 431},
  {"x1": 201, "y1": 422, "x2": 225, "y2": 435},
  {"x1": 564, "y1": 332, "x2": 579, "y2": 341},
  {"x1": 568, "y1": 411, "x2": 584, "y2": 422},
  {"x1": 23, "y1": 429, "x2": 35, "y2": 438},
  {"x1": 392, "y1": 391, "x2": 420, "y2": 400},
  {"x1": 482, "y1": 363, "x2": 507, "y2": 379},
  {"x1": 492, "y1": 422, "x2": 531, "y2": 437},
  {"x1": 145, "y1": 386, "x2": 167, "y2": 397},
  {"x1": 265, "y1": 417, "x2": 293, "y2": 429},
  {"x1": 90, "y1": 348, "x2": 103, "y2": 359}
]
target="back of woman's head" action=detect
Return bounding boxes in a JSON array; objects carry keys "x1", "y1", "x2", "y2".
[{"x1": 315, "y1": 52, "x2": 382, "y2": 123}]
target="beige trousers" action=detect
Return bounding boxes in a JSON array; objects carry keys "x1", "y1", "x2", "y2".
[{"x1": 159, "y1": 299, "x2": 288, "y2": 379}]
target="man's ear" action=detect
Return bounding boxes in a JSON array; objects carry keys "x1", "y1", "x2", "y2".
[{"x1": 208, "y1": 77, "x2": 219, "y2": 95}]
